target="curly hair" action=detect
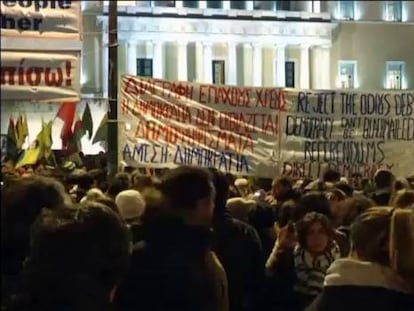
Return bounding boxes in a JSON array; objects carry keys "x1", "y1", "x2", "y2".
[{"x1": 296, "y1": 212, "x2": 335, "y2": 250}]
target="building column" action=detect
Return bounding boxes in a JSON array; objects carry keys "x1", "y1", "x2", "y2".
[
  {"x1": 245, "y1": 1, "x2": 253, "y2": 10},
  {"x1": 252, "y1": 43, "x2": 262, "y2": 87},
  {"x1": 300, "y1": 44, "x2": 310, "y2": 89},
  {"x1": 177, "y1": 41, "x2": 188, "y2": 81},
  {"x1": 144, "y1": 41, "x2": 153, "y2": 59},
  {"x1": 127, "y1": 42, "x2": 137, "y2": 75},
  {"x1": 93, "y1": 37, "x2": 101, "y2": 90},
  {"x1": 102, "y1": 36, "x2": 109, "y2": 96},
  {"x1": 153, "y1": 40, "x2": 164, "y2": 79},
  {"x1": 203, "y1": 42, "x2": 213, "y2": 84},
  {"x1": 320, "y1": 45, "x2": 331, "y2": 89},
  {"x1": 242, "y1": 43, "x2": 252, "y2": 86},
  {"x1": 227, "y1": 42, "x2": 237, "y2": 85},
  {"x1": 275, "y1": 44, "x2": 286, "y2": 87},
  {"x1": 311, "y1": 45, "x2": 331, "y2": 89},
  {"x1": 193, "y1": 42, "x2": 203, "y2": 82}
]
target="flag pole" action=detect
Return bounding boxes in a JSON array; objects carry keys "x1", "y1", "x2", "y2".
[{"x1": 107, "y1": 0, "x2": 118, "y2": 176}]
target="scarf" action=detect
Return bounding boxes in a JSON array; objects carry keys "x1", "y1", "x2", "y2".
[{"x1": 293, "y1": 242, "x2": 341, "y2": 297}]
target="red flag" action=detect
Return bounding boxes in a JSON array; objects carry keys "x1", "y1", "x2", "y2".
[{"x1": 56, "y1": 102, "x2": 77, "y2": 149}]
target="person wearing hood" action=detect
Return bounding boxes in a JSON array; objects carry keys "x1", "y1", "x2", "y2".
[
  {"x1": 115, "y1": 166, "x2": 229, "y2": 311},
  {"x1": 307, "y1": 207, "x2": 414, "y2": 311},
  {"x1": 210, "y1": 169, "x2": 265, "y2": 311}
]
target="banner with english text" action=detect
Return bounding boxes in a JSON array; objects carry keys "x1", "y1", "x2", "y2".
[
  {"x1": 0, "y1": 0, "x2": 81, "y2": 39},
  {"x1": 281, "y1": 90, "x2": 414, "y2": 179},
  {"x1": 1, "y1": 51, "x2": 80, "y2": 101},
  {"x1": 119, "y1": 75, "x2": 284, "y2": 178}
]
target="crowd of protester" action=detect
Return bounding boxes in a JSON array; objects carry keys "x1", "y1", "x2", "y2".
[{"x1": 1, "y1": 163, "x2": 414, "y2": 311}]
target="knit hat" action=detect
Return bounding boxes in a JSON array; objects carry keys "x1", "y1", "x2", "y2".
[{"x1": 115, "y1": 190, "x2": 146, "y2": 220}]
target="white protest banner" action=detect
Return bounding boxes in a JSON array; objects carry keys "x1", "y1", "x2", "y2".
[
  {"x1": 1, "y1": 50, "x2": 80, "y2": 101},
  {"x1": 281, "y1": 90, "x2": 414, "y2": 179},
  {"x1": 119, "y1": 75, "x2": 285, "y2": 178},
  {"x1": 0, "y1": 0, "x2": 81, "y2": 39}
]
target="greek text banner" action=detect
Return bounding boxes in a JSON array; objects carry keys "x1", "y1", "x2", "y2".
[
  {"x1": 1, "y1": 50, "x2": 80, "y2": 101},
  {"x1": 119, "y1": 75, "x2": 284, "y2": 178}
]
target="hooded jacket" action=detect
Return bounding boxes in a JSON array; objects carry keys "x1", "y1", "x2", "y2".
[
  {"x1": 307, "y1": 258, "x2": 414, "y2": 311},
  {"x1": 115, "y1": 213, "x2": 228, "y2": 311}
]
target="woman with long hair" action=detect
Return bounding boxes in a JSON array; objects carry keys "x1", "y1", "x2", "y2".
[{"x1": 307, "y1": 207, "x2": 414, "y2": 311}]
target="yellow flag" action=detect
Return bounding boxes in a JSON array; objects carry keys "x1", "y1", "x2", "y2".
[
  {"x1": 16, "y1": 114, "x2": 28, "y2": 149},
  {"x1": 15, "y1": 144, "x2": 40, "y2": 169},
  {"x1": 37, "y1": 120, "x2": 53, "y2": 159}
]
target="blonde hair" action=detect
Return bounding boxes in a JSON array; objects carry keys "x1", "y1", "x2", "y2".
[
  {"x1": 391, "y1": 189, "x2": 414, "y2": 209},
  {"x1": 351, "y1": 207, "x2": 414, "y2": 291}
]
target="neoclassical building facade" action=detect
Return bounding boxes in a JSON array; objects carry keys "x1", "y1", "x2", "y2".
[{"x1": 80, "y1": 0, "x2": 414, "y2": 95}]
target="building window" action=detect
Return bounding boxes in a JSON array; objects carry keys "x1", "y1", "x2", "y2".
[
  {"x1": 386, "y1": 61, "x2": 404, "y2": 89},
  {"x1": 338, "y1": 61, "x2": 357, "y2": 89},
  {"x1": 254, "y1": 1, "x2": 276, "y2": 11},
  {"x1": 152, "y1": 1, "x2": 175, "y2": 7},
  {"x1": 137, "y1": 58, "x2": 153, "y2": 77},
  {"x1": 212, "y1": 60, "x2": 225, "y2": 85},
  {"x1": 183, "y1": 0, "x2": 198, "y2": 8},
  {"x1": 339, "y1": 1, "x2": 354, "y2": 20},
  {"x1": 275, "y1": 1, "x2": 290, "y2": 11},
  {"x1": 231, "y1": 1, "x2": 246, "y2": 10},
  {"x1": 285, "y1": 61, "x2": 295, "y2": 88},
  {"x1": 207, "y1": 1, "x2": 222, "y2": 9},
  {"x1": 385, "y1": 1, "x2": 402, "y2": 21}
]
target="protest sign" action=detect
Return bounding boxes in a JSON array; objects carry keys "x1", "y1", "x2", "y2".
[
  {"x1": 0, "y1": 0, "x2": 81, "y2": 39},
  {"x1": 281, "y1": 90, "x2": 414, "y2": 178},
  {"x1": 119, "y1": 75, "x2": 285, "y2": 177},
  {"x1": 1, "y1": 50, "x2": 80, "y2": 101},
  {"x1": 119, "y1": 75, "x2": 414, "y2": 179}
]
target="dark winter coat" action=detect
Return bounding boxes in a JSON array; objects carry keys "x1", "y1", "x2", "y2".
[
  {"x1": 306, "y1": 258, "x2": 414, "y2": 311},
  {"x1": 115, "y1": 214, "x2": 228, "y2": 311},
  {"x1": 214, "y1": 209, "x2": 265, "y2": 311}
]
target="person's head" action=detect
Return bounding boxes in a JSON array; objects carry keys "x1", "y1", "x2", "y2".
[
  {"x1": 393, "y1": 177, "x2": 410, "y2": 192},
  {"x1": 115, "y1": 189, "x2": 146, "y2": 223},
  {"x1": 131, "y1": 170, "x2": 154, "y2": 192},
  {"x1": 159, "y1": 166, "x2": 215, "y2": 227},
  {"x1": 95, "y1": 196, "x2": 120, "y2": 215},
  {"x1": 335, "y1": 181, "x2": 354, "y2": 197},
  {"x1": 226, "y1": 197, "x2": 256, "y2": 222},
  {"x1": 351, "y1": 207, "x2": 414, "y2": 291},
  {"x1": 294, "y1": 191, "x2": 331, "y2": 221},
  {"x1": 208, "y1": 168, "x2": 230, "y2": 216},
  {"x1": 106, "y1": 172, "x2": 131, "y2": 199},
  {"x1": 297, "y1": 212, "x2": 335, "y2": 255},
  {"x1": 326, "y1": 188, "x2": 347, "y2": 227},
  {"x1": 322, "y1": 168, "x2": 341, "y2": 183},
  {"x1": 392, "y1": 189, "x2": 414, "y2": 209},
  {"x1": 234, "y1": 178, "x2": 251, "y2": 197},
  {"x1": 14, "y1": 202, "x2": 129, "y2": 310},
  {"x1": 341, "y1": 194, "x2": 376, "y2": 226},
  {"x1": 81, "y1": 188, "x2": 106, "y2": 203},
  {"x1": 374, "y1": 169, "x2": 395, "y2": 190},
  {"x1": 272, "y1": 176, "x2": 293, "y2": 201},
  {"x1": 1, "y1": 176, "x2": 69, "y2": 274}
]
